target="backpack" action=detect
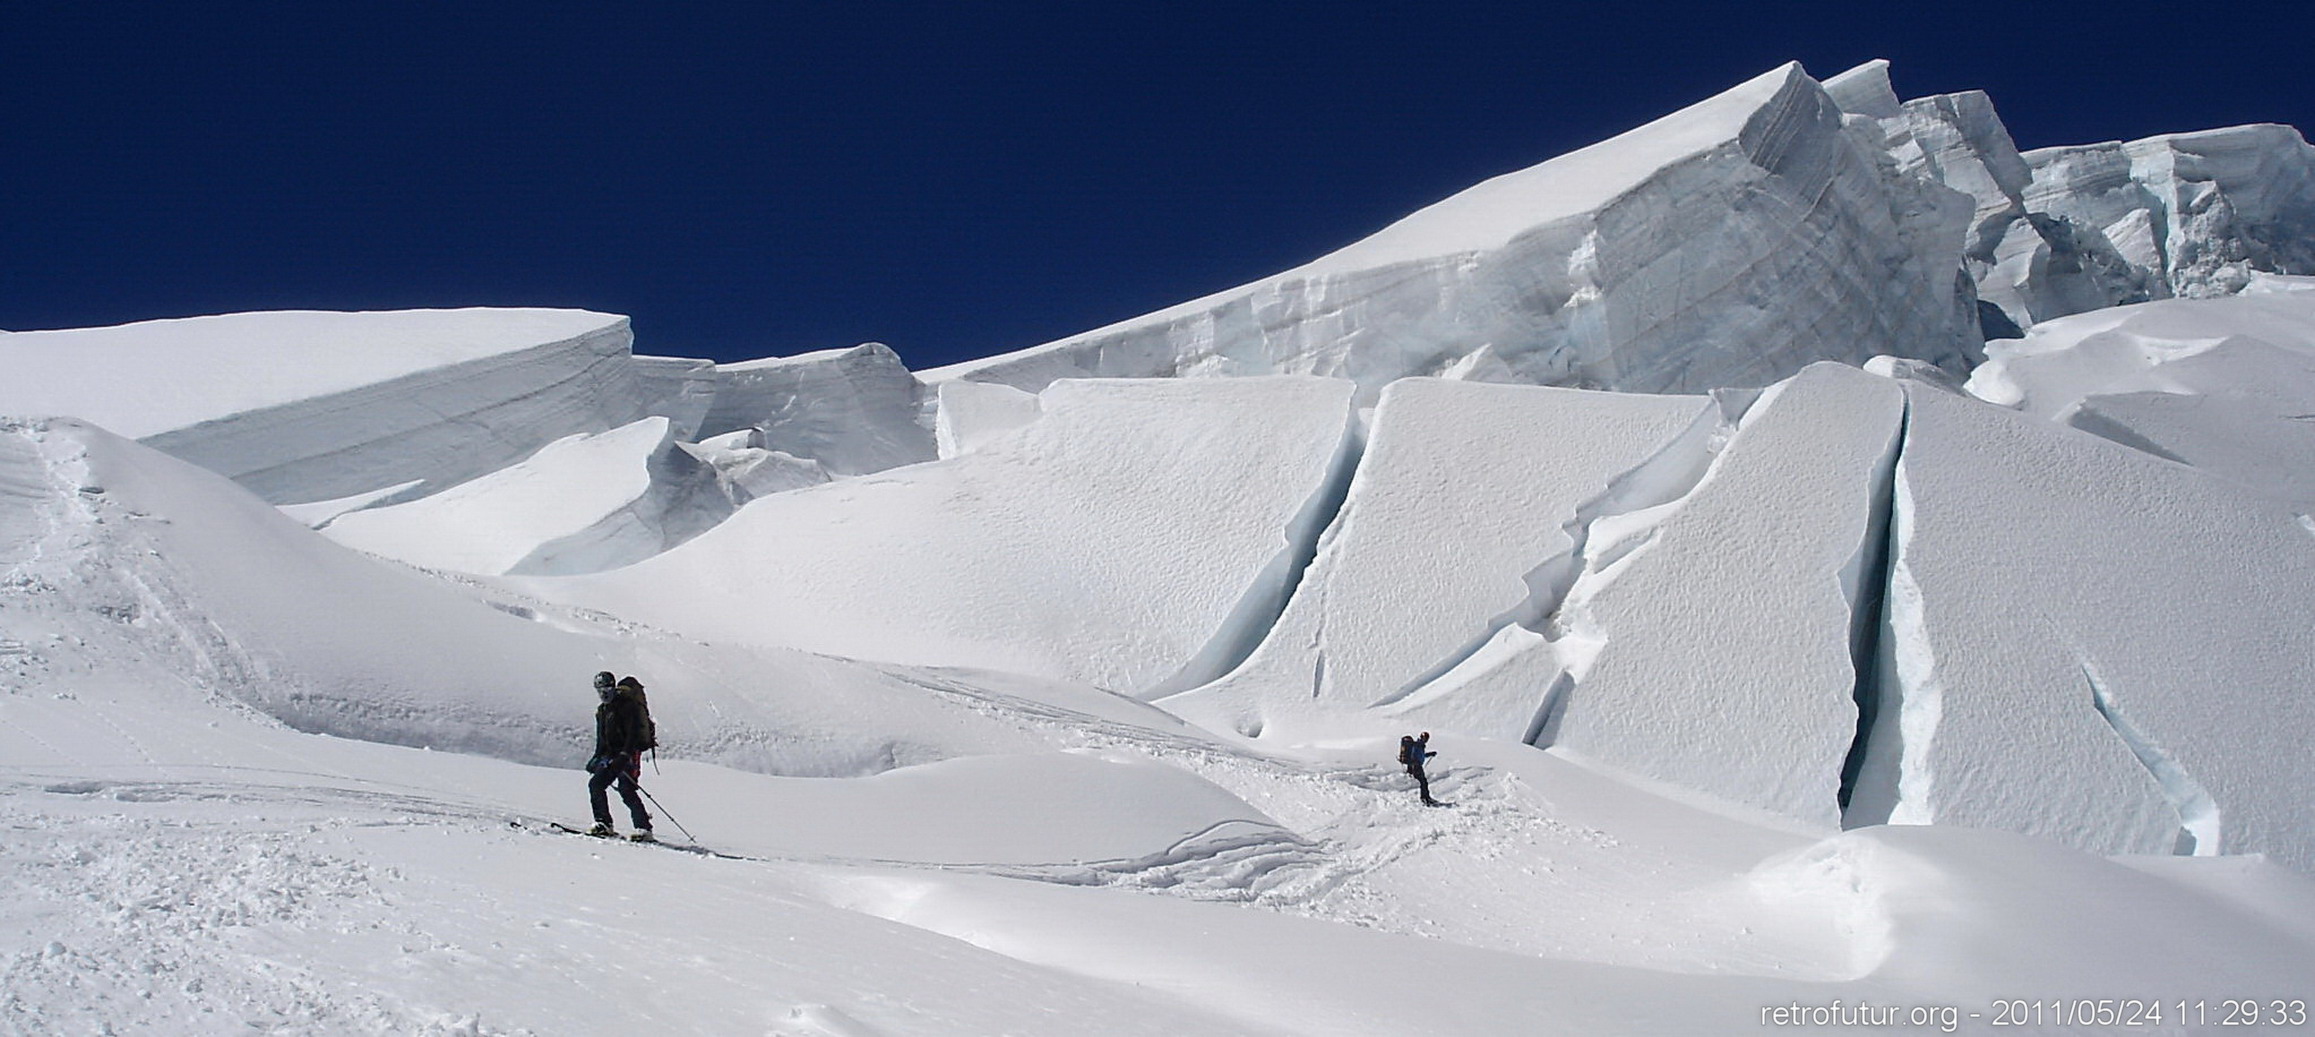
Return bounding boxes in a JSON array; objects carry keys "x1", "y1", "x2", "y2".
[
  {"x1": 617, "y1": 677, "x2": 658, "y2": 751},
  {"x1": 1397, "y1": 738, "x2": 1416, "y2": 766}
]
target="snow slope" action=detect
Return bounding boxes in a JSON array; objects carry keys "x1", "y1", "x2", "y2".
[
  {"x1": 0, "y1": 417, "x2": 1197, "y2": 779},
  {"x1": 526, "y1": 377, "x2": 1358, "y2": 693},
  {"x1": 1848, "y1": 381, "x2": 2315, "y2": 869},
  {"x1": 1965, "y1": 277, "x2": 2315, "y2": 507},
  {"x1": 0, "y1": 309, "x2": 646, "y2": 505},
  {"x1": 927, "y1": 63, "x2": 1977, "y2": 399},
  {"x1": 8, "y1": 367, "x2": 2315, "y2": 1033},
  {"x1": 1168, "y1": 378, "x2": 1712, "y2": 742},
  {"x1": 8, "y1": 606, "x2": 2312, "y2": 1034}
]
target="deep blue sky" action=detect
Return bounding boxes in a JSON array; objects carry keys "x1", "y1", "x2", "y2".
[{"x1": 6, "y1": 2, "x2": 2311, "y2": 368}]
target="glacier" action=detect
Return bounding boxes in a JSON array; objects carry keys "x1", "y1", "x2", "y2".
[
  {"x1": 7, "y1": 55, "x2": 2315, "y2": 1036},
  {"x1": 692, "y1": 341, "x2": 936, "y2": 477}
]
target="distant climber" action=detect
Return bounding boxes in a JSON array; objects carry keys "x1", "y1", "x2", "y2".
[
  {"x1": 1399, "y1": 732, "x2": 1440, "y2": 806},
  {"x1": 586, "y1": 672, "x2": 658, "y2": 841}
]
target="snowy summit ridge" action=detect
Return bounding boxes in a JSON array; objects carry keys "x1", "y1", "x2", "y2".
[{"x1": 6, "y1": 59, "x2": 2315, "y2": 1036}]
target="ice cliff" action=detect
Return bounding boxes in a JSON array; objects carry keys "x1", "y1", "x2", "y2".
[
  {"x1": 1829, "y1": 60, "x2": 2315, "y2": 330},
  {"x1": 693, "y1": 342, "x2": 936, "y2": 477},
  {"x1": 926, "y1": 63, "x2": 1981, "y2": 399},
  {"x1": 0, "y1": 309, "x2": 649, "y2": 506}
]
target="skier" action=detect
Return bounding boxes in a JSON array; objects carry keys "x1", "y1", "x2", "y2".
[
  {"x1": 586, "y1": 672, "x2": 657, "y2": 841},
  {"x1": 1399, "y1": 732, "x2": 1440, "y2": 806}
]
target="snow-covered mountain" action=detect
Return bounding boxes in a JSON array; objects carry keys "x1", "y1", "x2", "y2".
[{"x1": 7, "y1": 59, "x2": 2315, "y2": 1035}]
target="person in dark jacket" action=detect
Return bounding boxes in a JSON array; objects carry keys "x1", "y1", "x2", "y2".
[
  {"x1": 586, "y1": 672, "x2": 657, "y2": 839},
  {"x1": 1399, "y1": 732, "x2": 1439, "y2": 806}
]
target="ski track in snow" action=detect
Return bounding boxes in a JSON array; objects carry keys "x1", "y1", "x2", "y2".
[{"x1": 871, "y1": 670, "x2": 1832, "y2": 977}]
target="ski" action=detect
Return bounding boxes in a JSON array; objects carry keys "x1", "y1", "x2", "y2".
[{"x1": 524, "y1": 819, "x2": 743, "y2": 860}]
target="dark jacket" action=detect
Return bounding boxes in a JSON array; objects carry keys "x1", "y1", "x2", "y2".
[
  {"x1": 594, "y1": 688, "x2": 655, "y2": 757},
  {"x1": 1399, "y1": 734, "x2": 1433, "y2": 771}
]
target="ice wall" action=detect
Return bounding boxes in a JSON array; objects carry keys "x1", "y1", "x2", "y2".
[
  {"x1": 526, "y1": 377, "x2": 1358, "y2": 693},
  {"x1": 1166, "y1": 379, "x2": 1710, "y2": 741},
  {"x1": 1848, "y1": 383, "x2": 2315, "y2": 869},
  {"x1": 694, "y1": 342, "x2": 936, "y2": 477},
  {"x1": 2018, "y1": 125, "x2": 2315, "y2": 305},
  {"x1": 0, "y1": 309, "x2": 650, "y2": 506},
  {"x1": 927, "y1": 63, "x2": 1978, "y2": 400},
  {"x1": 631, "y1": 354, "x2": 718, "y2": 441},
  {"x1": 1831, "y1": 61, "x2": 2315, "y2": 330}
]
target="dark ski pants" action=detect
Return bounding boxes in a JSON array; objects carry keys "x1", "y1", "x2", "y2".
[
  {"x1": 589, "y1": 762, "x2": 652, "y2": 830},
  {"x1": 1407, "y1": 764, "x2": 1437, "y2": 806}
]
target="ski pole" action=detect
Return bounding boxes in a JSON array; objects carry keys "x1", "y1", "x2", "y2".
[{"x1": 632, "y1": 782, "x2": 696, "y2": 842}]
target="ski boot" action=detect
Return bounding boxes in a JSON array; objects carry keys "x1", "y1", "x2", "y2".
[
  {"x1": 629, "y1": 830, "x2": 656, "y2": 844},
  {"x1": 586, "y1": 822, "x2": 615, "y2": 837}
]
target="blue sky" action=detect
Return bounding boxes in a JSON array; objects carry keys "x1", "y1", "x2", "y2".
[{"x1": 6, "y1": 1, "x2": 2310, "y2": 367}]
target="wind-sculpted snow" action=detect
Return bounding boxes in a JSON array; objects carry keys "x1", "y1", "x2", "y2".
[
  {"x1": 1165, "y1": 379, "x2": 1709, "y2": 742},
  {"x1": 1965, "y1": 280, "x2": 2315, "y2": 507},
  {"x1": 927, "y1": 64, "x2": 1978, "y2": 400},
  {"x1": 524, "y1": 377, "x2": 1358, "y2": 693},
  {"x1": 0, "y1": 309, "x2": 651, "y2": 506},
  {"x1": 694, "y1": 341, "x2": 936, "y2": 477},
  {"x1": 1847, "y1": 383, "x2": 2315, "y2": 870},
  {"x1": 321, "y1": 416, "x2": 732, "y2": 576},
  {"x1": 0, "y1": 418, "x2": 1188, "y2": 778}
]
